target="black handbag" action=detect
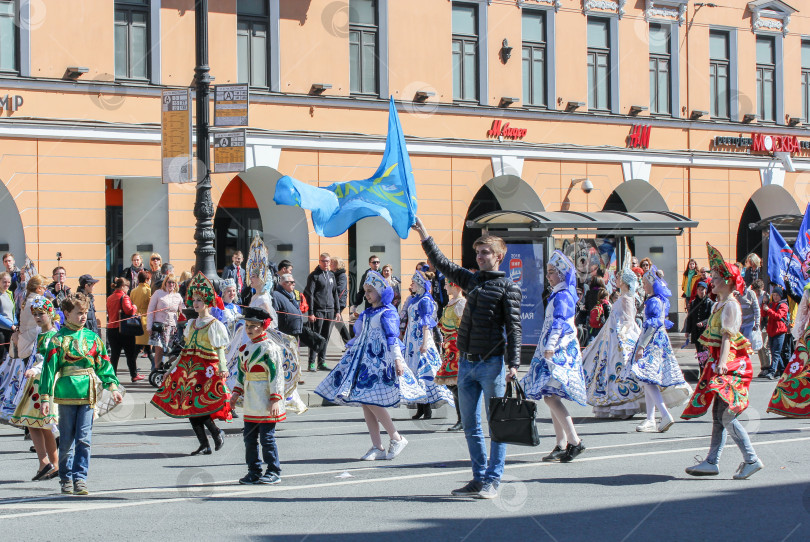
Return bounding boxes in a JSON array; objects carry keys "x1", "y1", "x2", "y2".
[
  {"x1": 488, "y1": 380, "x2": 541, "y2": 447},
  {"x1": 151, "y1": 321, "x2": 165, "y2": 334},
  {"x1": 118, "y1": 296, "x2": 144, "y2": 337}
]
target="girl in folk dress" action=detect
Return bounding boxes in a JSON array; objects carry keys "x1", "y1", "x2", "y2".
[
  {"x1": 404, "y1": 270, "x2": 454, "y2": 420},
  {"x1": 581, "y1": 267, "x2": 644, "y2": 419},
  {"x1": 315, "y1": 270, "x2": 425, "y2": 460},
  {"x1": 682, "y1": 244, "x2": 763, "y2": 479},
  {"x1": 768, "y1": 285, "x2": 810, "y2": 418},
  {"x1": 630, "y1": 265, "x2": 691, "y2": 433},
  {"x1": 10, "y1": 296, "x2": 59, "y2": 481},
  {"x1": 151, "y1": 273, "x2": 231, "y2": 455},
  {"x1": 436, "y1": 281, "x2": 466, "y2": 431},
  {"x1": 522, "y1": 251, "x2": 587, "y2": 463}
]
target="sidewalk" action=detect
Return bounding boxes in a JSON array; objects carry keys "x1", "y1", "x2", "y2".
[{"x1": 100, "y1": 332, "x2": 703, "y2": 423}]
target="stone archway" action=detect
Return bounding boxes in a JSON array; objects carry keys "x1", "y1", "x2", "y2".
[
  {"x1": 0, "y1": 179, "x2": 27, "y2": 263},
  {"x1": 737, "y1": 184, "x2": 801, "y2": 263}
]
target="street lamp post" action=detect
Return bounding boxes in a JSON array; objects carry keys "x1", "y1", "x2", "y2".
[{"x1": 193, "y1": 0, "x2": 218, "y2": 282}]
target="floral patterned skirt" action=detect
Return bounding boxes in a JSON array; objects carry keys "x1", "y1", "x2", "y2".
[
  {"x1": 681, "y1": 344, "x2": 752, "y2": 419},
  {"x1": 151, "y1": 347, "x2": 231, "y2": 420},
  {"x1": 435, "y1": 337, "x2": 460, "y2": 386},
  {"x1": 768, "y1": 336, "x2": 810, "y2": 418}
]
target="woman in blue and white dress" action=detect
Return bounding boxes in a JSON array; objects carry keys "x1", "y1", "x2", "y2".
[
  {"x1": 581, "y1": 266, "x2": 644, "y2": 419},
  {"x1": 629, "y1": 265, "x2": 691, "y2": 433},
  {"x1": 403, "y1": 270, "x2": 454, "y2": 419},
  {"x1": 522, "y1": 251, "x2": 587, "y2": 463},
  {"x1": 316, "y1": 271, "x2": 424, "y2": 461}
]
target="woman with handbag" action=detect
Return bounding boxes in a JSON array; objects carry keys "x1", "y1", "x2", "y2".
[
  {"x1": 146, "y1": 273, "x2": 183, "y2": 371},
  {"x1": 105, "y1": 278, "x2": 143, "y2": 382}
]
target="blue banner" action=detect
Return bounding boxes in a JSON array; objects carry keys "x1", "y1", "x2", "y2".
[
  {"x1": 273, "y1": 97, "x2": 417, "y2": 238},
  {"x1": 791, "y1": 203, "x2": 810, "y2": 293},
  {"x1": 768, "y1": 223, "x2": 791, "y2": 288},
  {"x1": 499, "y1": 243, "x2": 545, "y2": 346}
]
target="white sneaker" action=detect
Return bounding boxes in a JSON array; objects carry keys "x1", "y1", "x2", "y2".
[
  {"x1": 385, "y1": 437, "x2": 408, "y2": 460},
  {"x1": 636, "y1": 419, "x2": 658, "y2": 432},
  {"x1": 360, "y1": 446, "x2": 386, "y2": 461},
  {"x1": 658, "y1": 413, "x2": 675, "y2": 433}
]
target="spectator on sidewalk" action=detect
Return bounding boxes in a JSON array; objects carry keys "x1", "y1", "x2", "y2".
[
  {"x1": 276, "y1": 260, "x2": 308, "y2": 314},
  {"x1": 129, "y1": 271, "x2": 152, "y2": 356},
  {"x1": 222, "y1": 251, "x2": 247, "y2": 296},
  {"x1": 272, "y1": 274, "x2": 303, "y2": 338},
  {"x1": 331, "y1": 257, "x2": 351, "y2": 345},
  {"x1": 413, "y1": 217, "x2": 521, "y2": 500},
  {"x1": 737, "y1": 281, "x2": 761, "y2": 345},
  {"x1": 381, "y1": 264, "x2": 401, "y2": 309},
  {"x1": 121, "y1": 253, "x2": 145, "y2": 294},
  {"x1": 106, "y1": 278, "x2": 144, "y2": 382},
  {"x1": 761, "y1": 286, "x2": 789, "y2": 380},
  {"x1": 152, "y1": 263, "x2": 173, "y2": 291},
  {"x1": 352, "y1": 255, "x2": 381, "y2": 315},
  {"x1": 752, "y1": 280, "x2": 771, "y2": 376},
  {"x1": 304, "y1": 253, "x2": 342, "y2": 372},
  {"x1": 76, "y1": 274, "x2": 100, "y2": 334},
  {"x1": 48, "y1": 267, "x2": 71, "y2": 307},
  {"x1": 690, "y1": 267, "x2": 713, "y2": 305},
  {"x1": 743, "y1": 254, "x2": 761, "y2": 287},
  {"x1": 2, "y1": 252, "x2": 20, "y2": 294},
  {"x1": 688, "y1": 282, "x2": 713, "y2": 354},
  {"x1": 147, "y1": 274, "x2": 183, "y2": 372},
  {"x1": 148, "y1": 254, "x2": 163, "y2": 290},
  {"x1": 0, "y1": 271, "x2": 17, "y2": 361}
]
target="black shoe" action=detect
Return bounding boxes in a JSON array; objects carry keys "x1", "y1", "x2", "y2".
[
  {"x1": 317, "y1": 363, "x2": 330, "y2": 371},
  {"x1": 411, "y1": 404, "x2": 425, "y2": 420},
  {"x1": 32, "y1": 464, "x2": 55, "y2": 481},
  {"x1": 239, "y1": 473, "x2": 262, "y2": 485},
  {"x1": 757, "y1": 370, "x2": 770, "y2": 378},
  {"x1": 542, "y1": 445, "x2": 566, "y2": 462},
  {"x1": 765, "y1": 373, "x2": 776, "y2": 380},
  {"x1": 204, "y1": 418, "x2": 225, "y2": 451},
  {"x1": 190, "y1": 424, "x2": 211, "y2": 456},
  {"x1": 191, "y1": 444, "x2": 212, "y2": 456},
  {"x1": 447, "y1": 422, "x2": 463, "y2": 432},
  {"x1": 423, "y1": 404, "x2": 433, "y2": 420},
  {"x1": 29, "y1": 446, "x2": 36, "y2": 453},
  {"x1": 560, "y1": 441, "x2": 586, "y2": 463}
]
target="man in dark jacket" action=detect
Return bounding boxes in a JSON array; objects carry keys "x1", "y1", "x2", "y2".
[
  {"x1": 351, "y1": 254, "x2": 380, "y2": 315},
  {"x1": 413, "y1": 217, "x2": 521, "y2": 500},
  {"x1": 304, "y1": 253, "x2": 342, "y2": 371},
  {"x1": 48, "y1": 266, "x2": 72, "y2": 307},
  {"x1": 222, "y1": 250, "x2": 247, "y2": 295},
  {"x1": 77, "y1": 274, "x2": 100, "y2": 334},
  {"x1": 688, "y1": 281, "x2": 713, "y2": 354},
  {"x1": 272, "y1": 274, "x2": 303, "y2": 337}
]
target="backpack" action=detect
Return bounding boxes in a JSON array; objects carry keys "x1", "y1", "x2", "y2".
[{"x1": 589, "y1": 303, "x2": 607, "y2": 329}]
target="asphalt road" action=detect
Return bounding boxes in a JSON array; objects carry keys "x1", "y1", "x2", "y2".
[{"x1": 1, "y1": 379, "x2": 809, "y2": 541}]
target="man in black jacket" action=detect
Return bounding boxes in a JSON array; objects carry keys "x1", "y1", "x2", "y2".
[
  {"x1": 304, "y1": 253, "x2": 342, "y2": 371},
  {"x1": 688, "y1": 281, "x2": 713, "y2": 354},
  {"x1": 351, "y1": 254, "x2": 381, "y2": 315},
  {"x1": 272, "y1": 273, "x2": 303, "y2": 337},
  {"x1": 413, "y1": 217, "x2": 521, "y2": 500}
]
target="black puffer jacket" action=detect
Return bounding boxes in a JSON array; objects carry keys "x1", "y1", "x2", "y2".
[{"x1": 423, "y1": 238, "x2": 522, "y2": 368}]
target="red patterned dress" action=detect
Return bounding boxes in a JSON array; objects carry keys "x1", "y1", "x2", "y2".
[
  {"x1": 768, "y1": 319, "x2": 810, "y2": 418},
  {"x1": 681, "y1": 298, "x2": 753, "y2": 419},
  {"x1": 151, "y1": 316, "x2": 232, "y2": 421},
  {"x1": 435, "y1": 298, "x2": 465, "y2": 386}
]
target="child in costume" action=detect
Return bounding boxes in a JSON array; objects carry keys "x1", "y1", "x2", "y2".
[
  {"x1": 404, "y1": 269, "x2": 454, "y2": 420},
  {"x1": 151, "y1": 272, "x2": 231, "y2": 456},
  {"x1": 315, "y1": 270, "x2": 424, "y2": 460},
  {"x1": 10, "y1": 296, "x2": 59, "y2": 481},
  {"x1": 768, "y1": 284, "x2": 810, "y2": 417},
  {"x1": 630, "y1": 265, "x2": 691, "y2": 433},
  {"x1": 581, "y1": 267, "x2": 644, "y2": 419},
  {"x1": 682, "y1": 244, "x2": 763, "y2": 479},
  {"x1": 436, "y1": 281, "x2": 465, "y2": 431},
  {"x1": 39, "y1": 293, "x2": 123, "y2": 495},
  {"x1": 522, "y1": 251, "x2": 587, "y2": 463},
  {"x1": 230, "y1": 307, "x2": 286, "y2": 485}
]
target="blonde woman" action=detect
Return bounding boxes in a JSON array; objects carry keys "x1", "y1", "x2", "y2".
[
  {"x1": 743, "y1": 253, "x2": 761, "y2": 287},
  {"x1": 146, "y1": 273, "x2": 184, "y2": 372}
]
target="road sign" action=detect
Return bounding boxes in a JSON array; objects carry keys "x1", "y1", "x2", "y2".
[
  {"x1": 213, "y1": 129, "x2": 246, "y2": 173},
  {"x1": 161, "y1": 89, "x2": 193, "y2": 183},
  {"x1": 214, "y1": 84, "x2": 249, "y2": 127}
]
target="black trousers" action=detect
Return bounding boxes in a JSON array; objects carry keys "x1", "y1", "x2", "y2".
[
  {"x1": 308, "y1": 310, "x2": 334, "y2": 365},
  {"x1": 108, "y1": 327, "x2": 138, "y2": 378},
  {"x1": 0, "y1": 328, "x2": 12, "y2": 361}
]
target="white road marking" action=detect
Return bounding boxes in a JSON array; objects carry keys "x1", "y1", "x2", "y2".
[{"x1": 1, "y1": 434, "x2": 808, "y2": 519}]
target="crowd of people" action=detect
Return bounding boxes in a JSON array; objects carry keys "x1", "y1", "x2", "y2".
[{"x1": 4, "y1": 223, "x2": 810, "y2": 500}]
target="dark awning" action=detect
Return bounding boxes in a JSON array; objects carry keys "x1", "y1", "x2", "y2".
[
  {"x1": 467, "y1": 210, "x2": 698, "y2": 237},
  {"x1": 748, "y1": 214, "x2": 802, "y2": 231}
]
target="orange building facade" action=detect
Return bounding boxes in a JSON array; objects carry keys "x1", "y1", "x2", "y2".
[{"x1": 0, "y1": 0, "x2": 808, "y2": 324}]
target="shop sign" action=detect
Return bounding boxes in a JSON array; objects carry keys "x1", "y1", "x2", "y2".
[
  {"x1": 712, "y1": 133, "x2": 810, "y2": 154},
  {"x1": 487, "y1": 120, "x2": 527, "y2": 140},
  {"x1": 0, "y1": 94, "x2": 23, "y2": 112},
  {"x1": 627, "y1": 125, "x2": 651, "y2": 149}
]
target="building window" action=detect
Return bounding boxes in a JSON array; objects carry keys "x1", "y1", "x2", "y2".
[
  {"x1": 237, "y1": 0, "x2": 269, "y2": 88},
  {"x1": 0, "y1": 0, "x2": 17, "y2": 73},
  {"x1": 802, "y1": 41, "x2": 810, "y2": 124},
  {"x1": 114, "y1": 0, "x2": 150, "y2": 80},
  {"x1": 649, "y1": 24, "x2": 670, "y2": 115},
  {"x1": 522, "y1": 10, "x2": 546, "y2": 107},
  {"x1": 452, "y1": 3, "x2": 478, "y2": 102},
  {"x1": 587, "y1": 18, "x2": 610, "y2": 112},
  {"x1": 709, "y1": 30, "x2": 730, "y2": 119},
  {"x1": 756, "y1": 36, "x2": 776, "y2": 123},
  {"x1": 349, "y1": 0, "x2": 378, "y2": 95}
]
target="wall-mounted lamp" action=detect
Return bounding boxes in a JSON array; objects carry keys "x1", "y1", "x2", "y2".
[
  {"x1": 689, "y1": 110, "x2": 709, "y2": 120},
  {"x1": 565, "y1": 101, "x2": 585, "y2": 112},
  {"x1": 788, "y1": 116, "x2": 802, "y2": 127},
  {"x1": 65, "y1": 66, "x2": 89, "y2": 79},
  {"x1": 310, "y1": 83, "x2": 332, "y2": 95},
  {"x1": 500, "y1": 39, "x2": 513, "y2": 62},
  {"x1": 629, "y1": 105, "x2": 648, "y2": 116},
  {"x1": 414, "y1": 90, "x2": 435, "y2": 102},
  {"x1": 499, "y1": 96, "x2": 519, "y2": 108},
  {"x1": 742, "y1": 113, "x2": 757, "y2": 124}
]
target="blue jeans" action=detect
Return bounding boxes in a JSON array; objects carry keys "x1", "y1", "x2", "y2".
[
  {"x1": 457, "y1": 355, "x2": 507, "y2": 484},
  {"x1": 769, "y1": 334, "x2": 785, "y2": 376},
  {"x1": 706, "y1": 398, "x2": 757, "y2": 464},
  {"x1": 58, "y1": 404, "x2": 94, "y2": 482},
  {"x1": 243, "y1": 421, "x2": 280, "y2": 476},
  {"x1": 740, "y1": 323, "x2": 754, "y2": 344}
]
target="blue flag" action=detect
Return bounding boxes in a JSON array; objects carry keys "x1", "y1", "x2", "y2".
[
  {"x1": 273, "y1": 97, "x2": 417, "y2": 238},
  {"x1": 790, "y1": 203, "x2": 810, "y2": 292},
  {"x1": 768, "y1": 223, "x2": 792, "y2": 288}
]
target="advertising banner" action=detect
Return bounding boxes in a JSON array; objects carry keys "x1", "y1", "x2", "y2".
[{"x1": 500, "y1": 242, "x2": 545, "y2": 346}]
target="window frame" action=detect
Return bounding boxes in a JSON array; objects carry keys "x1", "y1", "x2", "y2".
[
  {"x1": 756, "y1": 35, "x2": 777, "y2": 124},
  {"x1": 452, "y1": 2, "x2": 480, "y2": 104},
  {"x1": 0, "y1": 0, "x2": 19, "y2": 74},
  {"x1": 237, "y1": 1, "x2": 271, "y2": 89},
  {"x1": 114, "y1": 0, "x2": 152, "y2": 82},
  {"x1": 521, "y1": 9, "x2": 547, "y2": 108},
  {"x1": 709, "y1": 29, "x2": 731, "y2": 120},
  {"x1": 587, "y1": 17, "x2": 611, "y2": 113},
  {"x1": 648, "y1": 23, "x2": 671, "y2": 116},
  {"x1": 349, "y1": 0, "x2": 379, "y2": 96},
  {"x1": 802, "y1": 39, "x2": 810, "y2": 124}
]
